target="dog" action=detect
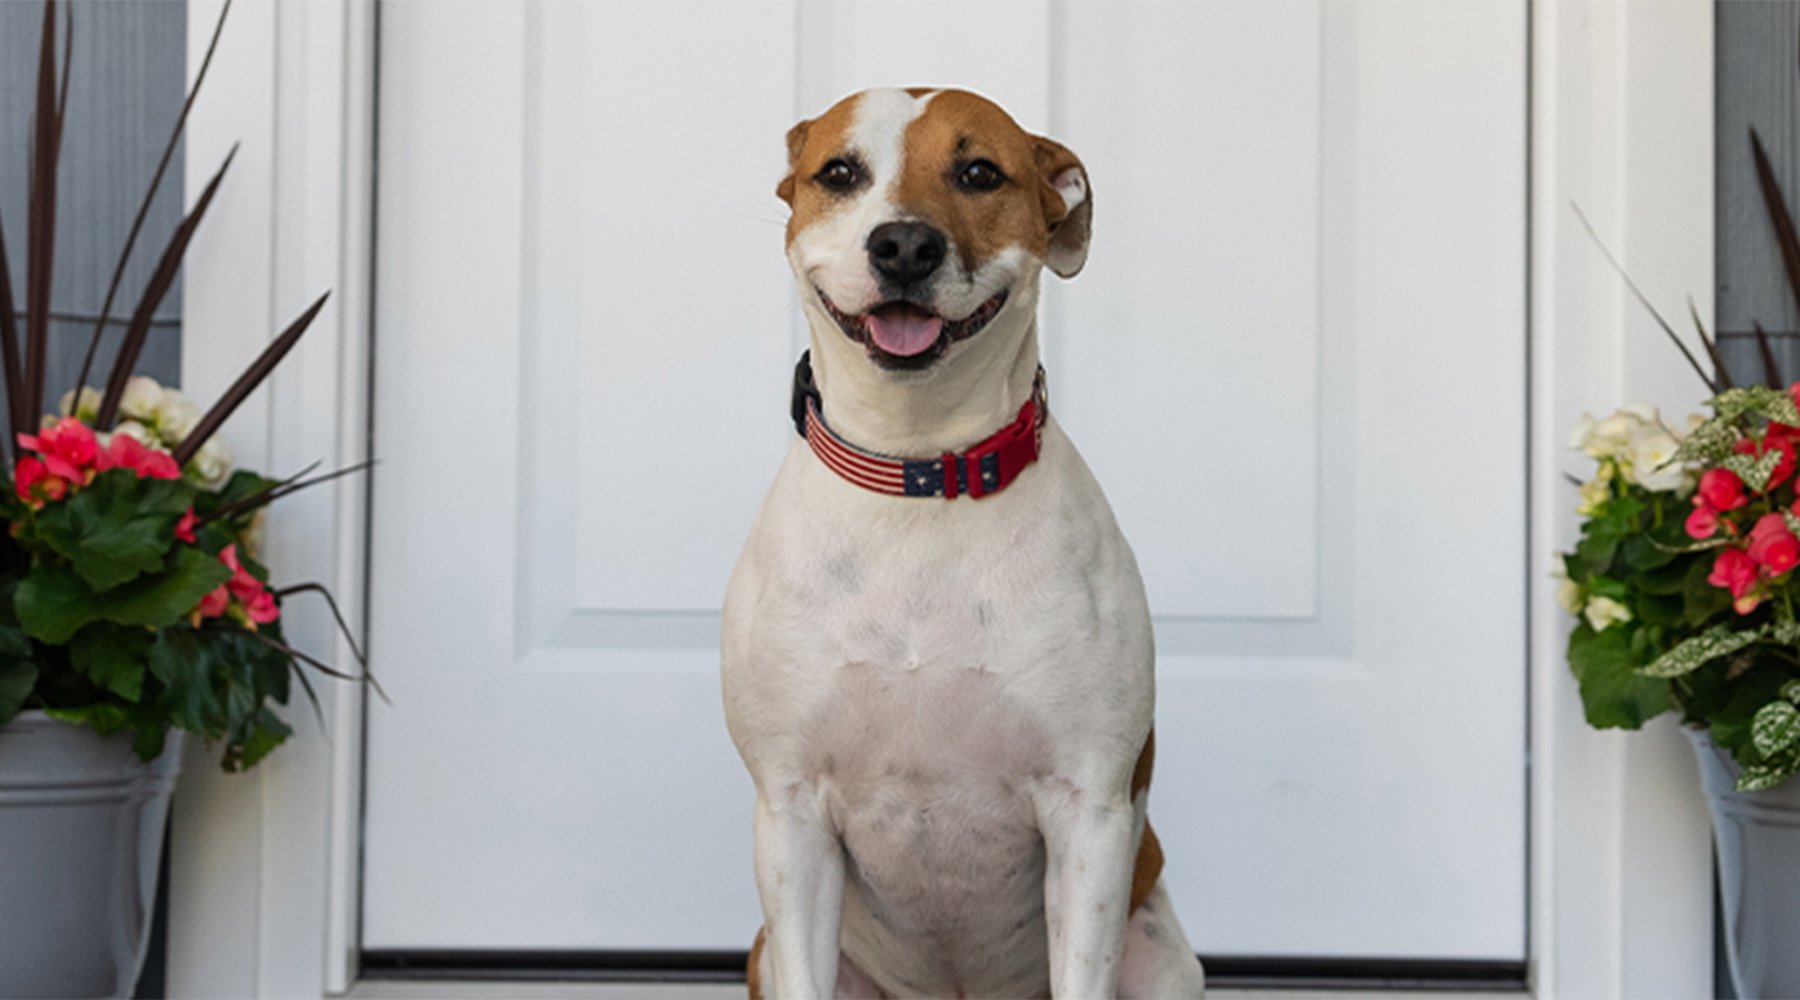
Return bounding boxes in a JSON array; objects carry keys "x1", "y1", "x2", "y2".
[{"x1": 722, "y1": 87, "x2": 1207, "y2": 1000}]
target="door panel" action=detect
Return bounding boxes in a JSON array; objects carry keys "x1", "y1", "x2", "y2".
[{"x1": 366, "y1": 0, "x2": 1526, "y2": 959}]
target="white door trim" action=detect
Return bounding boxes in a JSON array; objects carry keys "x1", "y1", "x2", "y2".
[
  {"x1": 168, "y1": 0, "x2": 1714, "y2": 994},
  {"x1": 1528, "y1": 1, "x2": 1714, "y2": 997},
  {"x1": 169, "y1": 0, "x2": 374, "y2": 994}
]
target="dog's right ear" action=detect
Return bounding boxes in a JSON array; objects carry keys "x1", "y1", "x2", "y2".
[
  {"x1": 1032, "y1": 136, "x2": 1091, "y2": 278},
  {"x1": 776, "y1": 120, "x2": 811, "y2": 205}
]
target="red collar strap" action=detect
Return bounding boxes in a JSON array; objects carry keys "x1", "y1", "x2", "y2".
[{"x1": 790, "y1": 351, "x2": 1047, "y2": 500}]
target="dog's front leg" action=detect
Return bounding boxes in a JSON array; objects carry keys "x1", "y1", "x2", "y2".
[
  {"x1": 753, "y1": 784, "x2": 844, "y2": 999},
  {"x1": 1037, "y1": 780, "x2": 1138, "y2": 999}
]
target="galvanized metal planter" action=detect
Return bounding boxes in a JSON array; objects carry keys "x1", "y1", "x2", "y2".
[
  {"x1": 0, "y1": 710, "x2": 182, "y2": 999},
  {"x1": 1688, "y1": 727, "x2": 1800, "y2": 1000}
]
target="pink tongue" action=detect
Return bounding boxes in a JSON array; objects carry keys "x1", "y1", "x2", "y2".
[{"x1": 865, "y1": 310, "x2": 943, "y2": 357}]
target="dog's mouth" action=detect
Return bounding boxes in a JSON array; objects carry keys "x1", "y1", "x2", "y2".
[{"x1": 817, "y1": 289, "x2": 1009, "y2": 370}]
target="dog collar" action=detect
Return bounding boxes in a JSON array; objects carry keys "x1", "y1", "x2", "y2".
[{"x1": 790, "y1": 351, "x2": 1046, "y2": 500}]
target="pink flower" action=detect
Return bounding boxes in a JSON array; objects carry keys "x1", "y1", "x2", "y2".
[
  {"x1": 1699, "y1": 468, "x2": 1748, "y2": 512},
  {"x1": 95, "y1": 434, "x2": 179, "y2": 480},
  {"x1": 196, "y1": 585, "x2": 230, "y2": 619},
  {"x1": 13, "y1": 456, "x2": 68, "y2": 508},
  {"x1": 228, "y1": 566, "x2": 263, "y2": 604},
  {"x1": 1685, "y1": 502, "x2": 1720, "y2": 540},
  {"x1": 245, "y1": 590, "x2": 279, "y2": 625},
  {"x1": 18, "y1": 417, "x2": 99, "y2": 482},
  {"x1": 15, "y1": 456, "x2": 45, "y2": 501},
  {"x1": 1749, "y1": 514, "x2": 1800, "y2": 576},
  {"x1": 175, "y1": 508, "x2": 198, "y2": 544},
  {"x1": 217, "y1": 544, "x2": 265, "y2": 603},
  {"x1": 1710, "y1": 547, "x2": 1761, "y2": 600}
]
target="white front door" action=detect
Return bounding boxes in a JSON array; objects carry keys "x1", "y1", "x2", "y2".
[{"x1": 363, "y1": 0, "x2": 1526, "y2": 963}]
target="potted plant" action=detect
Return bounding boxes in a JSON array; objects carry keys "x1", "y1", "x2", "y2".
[
  {"x1": 1559, "y1": 133, "x2": 1800, "y2": 1000},
  {"x1": 0, "y1": 3, "x2": 365, "y2": 996}
]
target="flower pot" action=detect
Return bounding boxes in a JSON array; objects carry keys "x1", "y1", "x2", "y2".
[
  {"x1": 0, "y1": 710, "x2": 182, "y2": 999},
  {"x1": 1687, "y1": 726, "x2": 1800, "y2": 1000}
]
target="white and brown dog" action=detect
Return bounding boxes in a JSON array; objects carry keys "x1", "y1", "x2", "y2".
[{"x1": 722, "y1": 87, "x2": 1206, "y2": 1000}]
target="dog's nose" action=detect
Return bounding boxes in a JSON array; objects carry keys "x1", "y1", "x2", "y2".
[{"x1": 867, "y1": 222, "x2": 947, "y2": 286}]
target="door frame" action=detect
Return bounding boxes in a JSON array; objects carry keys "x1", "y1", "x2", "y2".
[{"x1": 167, "y1": 1, "x2": 1713, "y2": 995}]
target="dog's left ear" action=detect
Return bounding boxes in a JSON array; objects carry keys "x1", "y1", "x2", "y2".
[
  {"x1": 776, "y1": 120, "x2": 811, "y2": 205},
  {"x1": 1033, "y1": 136, "x2": 1091, "y2": 278}
]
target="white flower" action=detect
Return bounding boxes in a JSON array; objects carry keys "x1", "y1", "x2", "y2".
[
  {"x1": 109, "y1": 421, "x2": 155, "y2": 446},
  {"x1": 186, "y1": 436, "x2": 233, "y2": 490},
  {"x1": 58, "y1": 386, "x2": 101, "y2": 421},
  {"x1": 1552, "y1": 565, "x2": 1584, "y2": 615},
  {"x1": 118, "y1": 375, "x2": 166, "y2": 424},
  {"x1": 1571, "y1": 408, "x2": 1650, "y2": 459},
  {"x1": 155, "y1": 392, "x2": 201, "y2": 445},
  {"x1": 1624, "y1": 421, "x2": 1688, "y2": 492},
  {"x1": 1568, "y1": 413, "x2": 1599, "y2": 451},
  {"x1": 1590, "y1": 411, "x2": 1646, "y2": 458},
  {"x1": 242, "y1": 508, "x2": 267, "y2": 561},
  {"x1": 1584, "y1": 595, "x2": 1632, "y2": 631},
  {"x1": 1577, "y1": 476, "x2": 1611, "y2": 516}
]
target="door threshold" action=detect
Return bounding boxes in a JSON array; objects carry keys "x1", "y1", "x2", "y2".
[{"x1": 347, "y1": 982, "x2": 1527, "y2": 1000}]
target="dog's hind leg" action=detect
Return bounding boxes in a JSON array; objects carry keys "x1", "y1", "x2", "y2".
[{"x1": 1116, "y1": 881, "x2": 1206, "y2": 999}]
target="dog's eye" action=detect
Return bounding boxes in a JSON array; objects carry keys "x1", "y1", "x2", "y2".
[
  {"x1": 815, "y1": 159, "x2": 861, "y2": 193},
  {"x1": 957, "y1": 160, "x2": 1006, "y2": 193}
]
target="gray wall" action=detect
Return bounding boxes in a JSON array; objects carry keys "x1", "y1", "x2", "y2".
[
  {"x1": 0, "y1": 0, "x2": 185, "y2": 421},
  {"x1": 1718, "y1": 0, "x2": 1800, "y2": 386}
]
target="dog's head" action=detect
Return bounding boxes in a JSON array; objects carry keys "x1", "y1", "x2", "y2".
[{"x1": 778, "y1": 88, "x2": 1090, "y2": 373}]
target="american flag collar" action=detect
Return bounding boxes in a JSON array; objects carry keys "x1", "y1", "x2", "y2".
[{"x1": 790, "y1": 351, "x2": 1047, "y2": 500}]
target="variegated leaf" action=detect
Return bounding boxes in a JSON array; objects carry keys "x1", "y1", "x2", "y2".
[
  {"x1": 1736, "y1": 761, "x2": 1798, "y2": 792},
  {"x1": 1784, "y1": 678, "x2": 1800, "y2": 705},
  {"x1": 1711, "y1": 385, "x2": 1800, "y2": 426},
  {"x1": 1673, "y1": 418, "x2": 1740, "y2": 464},
  {"x1": 1639, "y1": 624, "x2": 1769, "y2": 678},
  {"x1": 1752, "y1": 700, "x2": 1800, "y2": 757},
  {"x1": 1721, "y1": 449, "x2": 1784, "y2": 493}
]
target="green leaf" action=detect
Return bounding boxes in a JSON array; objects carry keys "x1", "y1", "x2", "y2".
[
  {"x1": 1711, "y1": 668, "x2": 1793, "y2": 760},
  {"x1": 1783, "y1": 678, "x2": 1800, "y2": 705},
  {"x1": 1635, "y1": 556, "x2": 1697, "y2": 596},
  {"x1": 0, "y1": 657, "x2": 36, "y2": 721},
  {"x1": 34, "y1": 470, "x2": 192, "y2": 591},
  {"x1": 1682, "y1": 558, "x2": 1732, "y2": 626},
  {"x1": 1575, "y1": 532, "x2": 1622, "y2": 575},
  {"x1": 1640, "y1": 624, "x2": 1768, "y2": 678},
  {"x1": 1635, "y1": 593, "x2": 1686, "y2": 629},
  {"x1": 149, "y1": 627, "x2": 222, "y2": 734},
  {"x1": 229, "y1": 707, "x2": 290, "y2": 772},
  {"x1": 15, "y1": 567, "x2": 100, "y2": 644},
  {"x1": 45, "y1": 702, "x2": 133, "y2": 737},
  {"x1": 131, "y1": 724, "x2": 167, "y2": 762},
  {"x1": 1736, "y1": 760, "x2": 1798, "y2": 792},
  {"x1": 16, "y1": 547, "x2": 232, "y2": 644},
  {"x1": 1752, "y1": 700, "x2": 1800, "y2": 757},
  {"x1": 0, "y1": 621, "x2": 32, "y2": 660},
  {"x1": 1569, "y1": 623, "x2": 1673, "y2": 728},
  {"x1": 67, "y1": 623, "x2": 152, "y2": 702}
]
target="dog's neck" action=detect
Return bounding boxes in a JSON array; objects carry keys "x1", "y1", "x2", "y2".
[{"x1": 802, "y1": 282, "x2": 1044, "y2": 457}]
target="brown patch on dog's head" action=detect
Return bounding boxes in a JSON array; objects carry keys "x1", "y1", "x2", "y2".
[
  {"x1": 776, "y1": 88, "x2": 1091, "y2": 279},
  {"x1": 775, "y1": 95, "x2": 862, "y2": 239},
  {"x1": 895, "y1": 90, "x2": 1091, "y2": 278}
]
